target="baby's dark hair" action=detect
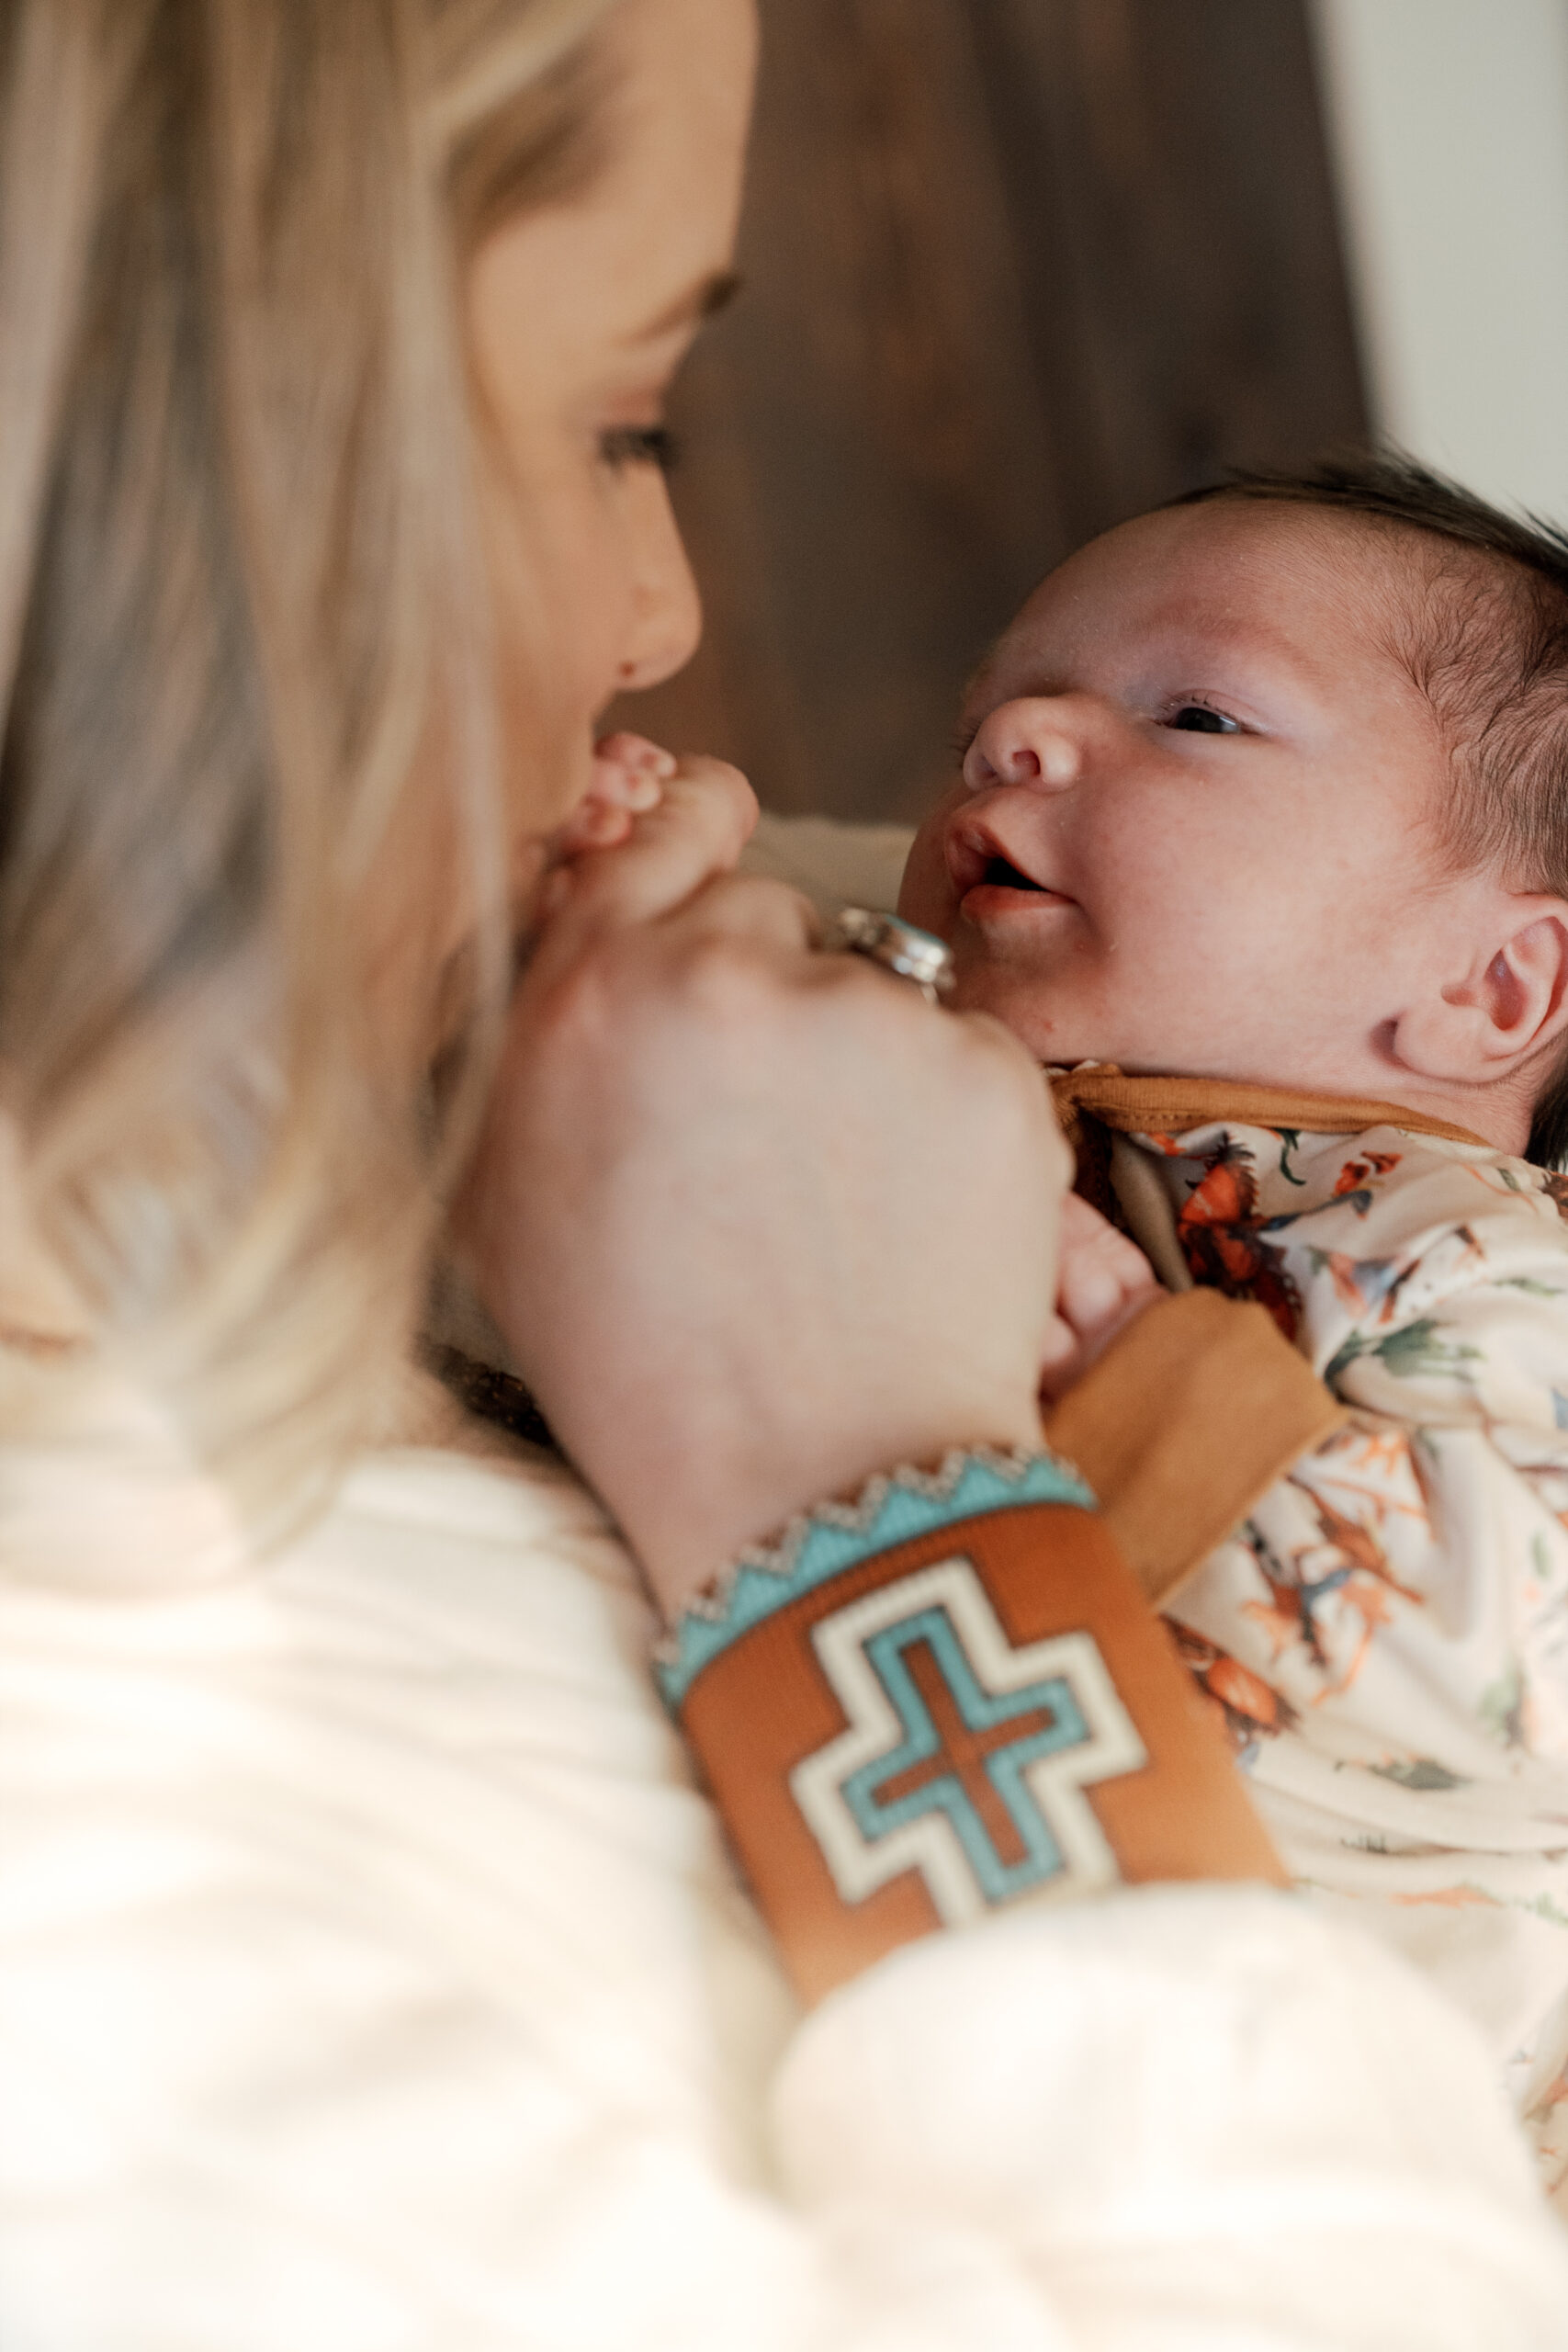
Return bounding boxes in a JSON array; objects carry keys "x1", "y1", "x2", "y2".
[{"x1": 1170, "y1": 451, "x2": 1568, "y2": 1166}]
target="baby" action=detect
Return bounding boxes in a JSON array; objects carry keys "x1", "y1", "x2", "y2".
[
  {"x1": 571, "y1": 454, "x2": 1568, "y2": 2208},
  {"x1": 896, "y1": 452, "x2": 1568, "y2": 2211}
]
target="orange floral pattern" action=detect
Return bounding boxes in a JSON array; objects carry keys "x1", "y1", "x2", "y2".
[{"x1": 1129, "y1": 1117, "x2": 1568, "y2": 2210}]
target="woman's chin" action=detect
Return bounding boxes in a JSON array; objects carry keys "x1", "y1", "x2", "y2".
[{"x1": 505, "y1": 837, "x2": 555, "y2": 930}]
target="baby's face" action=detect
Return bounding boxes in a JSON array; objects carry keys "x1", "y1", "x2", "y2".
[{"x1": 899, "y1": 500, "x2": 1470, "y2": 1091}]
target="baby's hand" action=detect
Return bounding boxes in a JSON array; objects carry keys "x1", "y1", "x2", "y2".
[
  {"x1": 552, "y1": 731, "x2": 677, "y2": 857},
  {"x1": 1039, "y1": 1193, "x2": 1160, "y2": 1402}
]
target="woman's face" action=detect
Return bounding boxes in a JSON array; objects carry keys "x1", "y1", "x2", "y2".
[{"x1": 467, "y1": 0, "x2": 757, "y2": 916}]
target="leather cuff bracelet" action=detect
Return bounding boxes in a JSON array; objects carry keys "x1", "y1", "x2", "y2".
[{"x1": 658, "y1": 1448, "x2": 1283, "y2": 2003}]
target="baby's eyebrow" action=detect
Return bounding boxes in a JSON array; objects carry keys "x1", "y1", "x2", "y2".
[
  {"x1": 953, "y1": 604, "x2": 1336, "y2": 743},
  {"x1": 957, "y1": 640, "x2": 1004, "y2": 709},
  {"x1": 1137, "y1": 605, "x2": 1323, "y2": 675}
]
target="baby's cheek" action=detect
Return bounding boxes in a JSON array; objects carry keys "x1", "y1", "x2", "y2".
[{"x1": 896, "y1": 814, "x2": 956, "y2": 933}]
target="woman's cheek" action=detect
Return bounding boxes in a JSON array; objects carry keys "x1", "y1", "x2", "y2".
[
  {"x1": 485, "y1": 481, "x2": 650, "y2": 900},
  {"x1": 549, "y1": 502, "x2": 639, "y2": 722}
]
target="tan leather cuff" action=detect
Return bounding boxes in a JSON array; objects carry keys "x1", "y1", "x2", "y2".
[
  {"x1": 1044, "y1": 1289, "x2": 1344, "y2": 1610},
  {"x1": 679, "y1": 1499, "x2": 1284, "y2": 2004}
]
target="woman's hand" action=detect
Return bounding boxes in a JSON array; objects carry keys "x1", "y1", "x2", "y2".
[{"x1": 458, "y1": 756, "x2": 1071, "y2": 1615}]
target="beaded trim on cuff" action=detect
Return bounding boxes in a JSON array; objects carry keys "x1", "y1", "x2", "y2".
[{"x1": 654, "y1": 1444, "x2": 1094, "y2": 1707}]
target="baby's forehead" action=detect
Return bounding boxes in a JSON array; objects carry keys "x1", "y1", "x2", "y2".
[{"x1": 983, "y1": 499, "x2": 1446, "y2": 695}]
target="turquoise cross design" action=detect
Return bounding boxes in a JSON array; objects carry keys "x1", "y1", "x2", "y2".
[
  {"x1": 791, "y1": 1557, "x2": 1147, "y2": 1924},
  {"x1": 842, "y1": 1603, "x2": 1090, "y2": 1901}
]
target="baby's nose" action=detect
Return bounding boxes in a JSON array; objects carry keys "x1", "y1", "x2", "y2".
[{"x1": 962, "y1": 700, "x2": 1081, "y2": 794}]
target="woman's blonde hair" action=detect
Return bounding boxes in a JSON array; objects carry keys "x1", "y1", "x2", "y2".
[{"x1": 0, "y1": 0, "x2": 615, "y2": 1543}]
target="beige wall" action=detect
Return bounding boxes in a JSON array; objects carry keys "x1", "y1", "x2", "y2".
[{"x1": 1312, "y1": 0, "x2": 1568, "y2": 523}]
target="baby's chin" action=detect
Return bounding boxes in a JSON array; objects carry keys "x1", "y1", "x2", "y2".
[{"x1": 946, "y1": 960, "x2": 1111, "y2": 1069}]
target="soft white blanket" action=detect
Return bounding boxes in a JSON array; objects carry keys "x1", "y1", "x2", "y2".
[
  {"x1": 3, "y1": 1378, "x2": 1566, "y2": 2348},
  {"x1": 739, "y1": 808, "x2": 916, "y2": 916}
]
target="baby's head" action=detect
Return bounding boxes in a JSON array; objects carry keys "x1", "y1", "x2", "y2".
[{"x1": 898, "y1": 455, "x2": 1568, "y2": 1162}]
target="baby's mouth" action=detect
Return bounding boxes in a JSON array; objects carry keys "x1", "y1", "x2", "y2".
[
  {"x1": 944, "y1": 809, "x2": 1068, "y2": 906},
  {"x1": 977, "y1": 850, "x2": 1046, "y2": 892}
]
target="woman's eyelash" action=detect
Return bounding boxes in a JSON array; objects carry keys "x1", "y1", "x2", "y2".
[{"x1": 600, "y1": 424, "x2": 682, "y2": 474}]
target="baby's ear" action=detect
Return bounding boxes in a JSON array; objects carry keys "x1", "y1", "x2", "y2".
[{"x1": 1396, "y1": 900, "x2": 1568, "y2": 1080}]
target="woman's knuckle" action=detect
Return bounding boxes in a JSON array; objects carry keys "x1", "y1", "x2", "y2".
[
  {"x1": 673, "y1": 754, "x2": 758, "y2": 827},
  {"x1": 714, "y1": 872, "x2": 806, "y2": 929},
  {"x1": 675, "y1": 927, "x2": 766, "y2": 1014},
  {"x1": 684, "y1": 751, "x2": 752, "y2": 795}
]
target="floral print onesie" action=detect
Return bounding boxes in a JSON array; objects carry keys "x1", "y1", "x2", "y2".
[{"x1": 1107, "y1": 1107, "x2": 1568, "y2": 2211}]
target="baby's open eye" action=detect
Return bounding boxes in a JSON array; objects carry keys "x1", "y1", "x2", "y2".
[{"x1": 1166, "y1": 702, "x2": 1240, "y2": 735}]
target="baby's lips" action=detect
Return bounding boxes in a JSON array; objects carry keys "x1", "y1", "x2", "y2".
[
  {"x1": 943, "y1": 797, "x2": 1066, "y2": 899},
  {"x1": 943, "y1": 818, "x2": 991, "y2": 897}
]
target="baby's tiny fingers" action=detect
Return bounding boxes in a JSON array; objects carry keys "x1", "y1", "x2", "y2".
[
  {"x1": 552, "y1": 798, "x2": 636, "y2": 858},
  {"x1": 593, "y1": 731, "x2": 678, "y2": 810},
  {"x1": 1061, "y1": 1254, "x2": 1133, "y2": 1327},
  {"x1": 528, "y1": 757, "x2": 760, "y2": 967},
  {"x1": 595, "y1": 729, "x2": 678, "y2": 775},
  {"x1": 1058, "y1": 1220, "x2": 1157, "y2": 1333}
]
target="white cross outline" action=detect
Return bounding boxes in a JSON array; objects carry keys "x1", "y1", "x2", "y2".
[{"x1": 789, "y1": 1556, "x2": 1147, "y2": 1925}]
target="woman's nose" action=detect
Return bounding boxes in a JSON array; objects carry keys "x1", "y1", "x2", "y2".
[
  {"x1": 962, "y1": 698, "x2": 1083, "y2": 794},
  {"x1": 615, "y1": 476, "x2": 704, "y2": 694}
]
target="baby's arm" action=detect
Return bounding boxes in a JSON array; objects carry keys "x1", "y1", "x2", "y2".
[{"x1": 1039, "y1": 1193, "x2": 1160, "y2": 1403}]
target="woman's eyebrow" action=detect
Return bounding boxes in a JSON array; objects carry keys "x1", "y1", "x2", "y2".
[{"x1": 625, "y1": 269, "x2": 743, "y2": 345}]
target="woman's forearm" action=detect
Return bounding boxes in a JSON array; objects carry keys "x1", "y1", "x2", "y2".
[{"x1": 659, "y1": 1444, "x2": 1284, "y2": 2003}]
